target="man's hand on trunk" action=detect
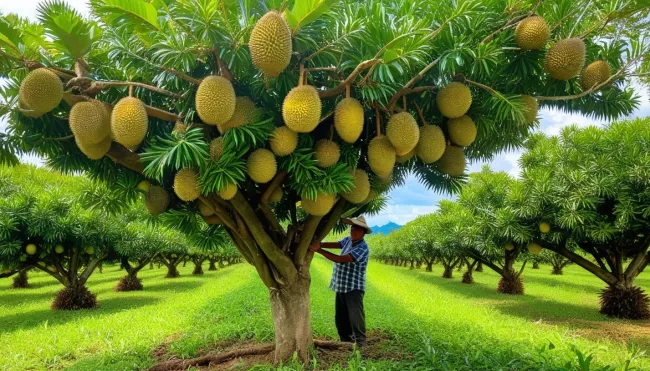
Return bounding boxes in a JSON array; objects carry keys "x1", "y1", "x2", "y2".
[{"x1": 308, "y1": 241, "x2": 321, "y2": 252}]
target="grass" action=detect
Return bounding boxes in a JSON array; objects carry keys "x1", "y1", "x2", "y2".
[{"x1": 0, "y1": 258, "x2": 648, "y2": 370}]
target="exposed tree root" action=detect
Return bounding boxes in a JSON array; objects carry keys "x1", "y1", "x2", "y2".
[
  {"x1": 149, "y1": 343, "x2": 275, "y2": 371},
  {"x1": 497, "y1": 276, "x2": 524, "y2": 295},
  {"x1": 51, "y1": 285, "x2": 97, "y2": 310},
  {"x1": 165, "y1": 266, "x2": 180, "y2": 278},
  {"x1": 12, "y1": 271, "x2": 29, "y2": 288},
  {"x1": 462, "y1": 271, "x2": 474, "y2": 284}
]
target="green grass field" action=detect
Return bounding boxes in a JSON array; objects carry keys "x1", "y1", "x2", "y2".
[{"x1": 1, "y1": 257, "x2": 649, "y2": 370}]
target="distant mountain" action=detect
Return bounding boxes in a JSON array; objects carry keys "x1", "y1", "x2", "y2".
[{"x1": 370, "y1": 222, "x2": 401, "y2": 235}]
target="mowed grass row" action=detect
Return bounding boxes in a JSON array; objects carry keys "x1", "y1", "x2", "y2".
[{"x1": 1, "y1": 257, "x2": 649, "y2": 370}]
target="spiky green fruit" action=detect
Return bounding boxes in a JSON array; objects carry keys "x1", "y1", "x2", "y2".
[
  {"x1": 111, "y1": 97, "x2": 148, "y2": 148},
  {"x1": 544, "y1": 38, "x2": 586, "y2": 80},
  {"x1": 505, "y1": 242, "x2": 515, "y2": 251},
  {"x1": 539, "y1": 222, "x2": 551, "y2": 233},
  {"x1": 247, "y1": 149, "x2": 277, "y2": 183},
  {"x1": 436, "y1": 82, "x2": 472, "y2": 118},
  {"x1": 527, "y1": 243, "x2": 543, "y2": 255},
  {"x1": 269, "y1": 126, "x2": 298, "y2": 156},
  {"x1": 447, "y1": 115, "x2": 477, "y2": 147},
  {"x1": 195, "y1": 75, "x2": 236, "y2": 126},
  {"x1": 416, "y1": 125, "x2": 446, "y2": 163},
  {"x1": 269, "y1": 187, "x2": 283, "y2": 203},
  {"x1": 514, "y1": 16, "x2": 550, "y2": 50},
  {"x1": 282, "y1": 85, "x2": 322, "y2": 133},
  {"x1": 314, "y1": 139, "x2": 340, "y2": 168},
  {"x1": 219, "y1": 183, "x2": 238, "y2": 200},
  {"x1": 26, "y1": 244, "x2": 37, "y2": 255},
  {"x1": 249, "y1": 11, "x2": 292, "y2": 77},
  {"x1": 436, "y1": 146, "x2": 465, "y2": 177},
  {"x1": 69, "y1": 101, "x2": 111, "y2": 144},
  {"x1": 218, "y1": 97, "x2": 260, "y2": 133},
  {"x1": 136, "y1": 180, "x2": 150, "y2": 193},
  {"x1": 210, "y1": 138, "x2": 224, "y2": 161},
  {"x1": 145, "y1": 185, "x2": 170, "y2": 215},
  {"x1": 368, "y1": 136, "x2": 396, "y2": 178},
  {"x1": 198, "y1": 200, "x2": 214, "y2": 216},
  {"x1": 174, "y1": 168, "x2": 201, "y2": 201},
  {"x1": 301, "y1": 193, "x2": 336, "y2": 216},
  {"x1": 341, "y1": 169, "x2": 370, "y2": 204},
  {"x1": 19, "y1": 68, "x2": 63, "y2": 114},
  {"x1": 75, "y1": 136, "x2": 112, "y2": 160},
  {"x1": 396, "y1": 148, "x2": 415, "y2": 164},
  {"x1": 581, "y1": 61, "x2": 611, "y2": 90},
  {"x1": 55, "y1": 245, "x2": 65, "y2": 254},
  {"x1": 334, "y1": 98, "x2": 364, "y2": 143},
  {"x1": 386, "y1": 112, "x2": 420, "y2": 156},
  {"x1": 521, "y1": 95, "x2": 538, "y2": 124}
]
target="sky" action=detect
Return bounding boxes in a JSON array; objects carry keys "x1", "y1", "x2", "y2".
[{"x1": 2, "y1": 2, "x2": 650, "y2": 227}]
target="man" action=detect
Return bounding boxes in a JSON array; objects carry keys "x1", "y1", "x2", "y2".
[{"x1": 309, "y1": 215, "x2": 371, "y2": 347}]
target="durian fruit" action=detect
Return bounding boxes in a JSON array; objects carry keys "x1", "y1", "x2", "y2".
[
  {"x1": 436, "y1": 146, "x2": 466, "y2": 176},
  {"x1": 218, "y1": 97, "x2": 260, "y2": 133},
  {"x1": 86, "y1": 246, "x2": 95, "y2": 255},
  {"x1": 521, "y1": 95, "x2": 538, "y2": 124},
  {"x1": 505, "y1": 242, "x2": 515, "y2": 251},
  {"x1": 416, "y1": 125, "x2": 446, "y2": 163},
  {"x1": 514, "y1": 16, "x2": 550, "y2": 50},
  {"x1": 249, "y1": 11, "x2": 292, "y2": 77},
  {"x1": 247, "y1": 148, "x2": 277, "y2": 183},
  {"x1": 174, "y1": 168, "x2": 201, "y2": 201},
  {"x1": 539, "y1": 222, "x2": 551, "y2": 233},
  {"x1": 18, "y1": 97, "x2": 44, "y2": 118},
  {"x1": 19, "y1": 68, "x2": 63, "y2": 114},
  {"x1": 581, "y1": 60, "x2": 610, "y2": 90},
  {"x1": 282, "y1": 85, "x2": 322, "y2": 133},
  {"x1": 26, "y1": 243, "x2": 37, "y2": 255},
  {"x1": 195, "y1": 75, "x2": 236, "y2": 126},
  {"x1": 172, "y1": 121, "x2": 187, "y2": 135},
  {"x1": 368, "y1": 136, "x2": 396, "y2": 178},
  {"x1": 436, "y1": 82, "x2": 472, "y2": 118},
  {"x1": 527, "y1": 242, "x2": 543, "y2": 255},
  {"x1": 69, "y1": 101, "x2": 110, "y2": 144},
  {"x1": 544, "y1": 38, "x2": 586, "y2": 80},
  {"x1": 341, "y1": 169, "x2": 370, "y2": 204},
  {"x1": 301, "y1": 193, "x2": 336, "y2": 216},
  {"x1": 145, "y1": 185, "x2": 170, "y2": 215},
  {"x1": 447, "y1": 115, "x2": 477, "y2": 147},
  {"x1": 334, "y1": 98, "x2": 364, "y2": 143},
  {"x1": 269, "y1": 187, "x2": 283, "y2": 203},
  {"x1": 386, "y1": 112, "x2": 420, "y2": 156},
  {"x1": 111, "y1": 97, "x2": 148, "y2": 148},
  {"x1": 363, "y1": 189, "x2": 377, "y2": 204},
  {"x1": 55, "y1": 245, "x2": 65, "y2": 254},
  {"x1": 396, "y1": 148, "x2": 415, "y2": 164},
  {"x1": 210, "y1": 137, "x2": 224, "y2": 161},
  {"x1": 75, "y1": 136, "x2": 112, "y2": 160},
  {"x1": 269, "y1": 126, "x2": 298, "y2": 156},
  {"x1": 219, "y1": 183, "x2": 238, "y2": 200},
  {"x1": 198, "y1": 200, "x2": 214, "y2": 216},
  {"x1": 314, "y1": 139, "x2": 340, "y2": 168},
  {"x1": 136, "y1": 180, "x2": 150, "y2": 192}
]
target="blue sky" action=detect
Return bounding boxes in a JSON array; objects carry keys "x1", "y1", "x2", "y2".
[{"x1": 2, "y1": 1, "x2": 649, "y2": 226}]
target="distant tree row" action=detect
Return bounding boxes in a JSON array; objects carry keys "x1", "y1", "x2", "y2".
[
  {"x1": 372, "y1": 118, "x2": 650, "y2": 320},
  {"x1": 0, "y1": 165, "x2": 238, "y2": 309}
]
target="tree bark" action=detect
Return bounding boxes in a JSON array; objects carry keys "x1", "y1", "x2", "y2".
[
  {"x1": 425, "y1": 260, "x2": 433, "y2": 272},
  {"x1": 12, "y1": 270, "x2": 29, "y2": 288},
  {"x1": 192, "y1": 260, "x2": 204, "y2": 275},
  {"x1": 208, "y1": 260, "x2": 217, "y2": 271},
  {"x1": 269, "y1": 278, "x2": 313, "y2": 363},
  {"x1": 600, "y1": 281, "x2": 650, "y2": 319},
  {"x1": 532, "y1": 261, "x2": 540, "y2": 269},
  {"x1": 476, "y1": 262, "x2": 483, "y2": 272},
  {"x1": 409, "y1": 260, "x2": 414, "y2": 270}
]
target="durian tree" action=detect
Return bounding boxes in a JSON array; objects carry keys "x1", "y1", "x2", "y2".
[
  {"x1": 1, "y1": 0, "x2": 650, "y2": 363},
  {"x1": 510, "y1": 118, "x2": 650, "y2": 319}
]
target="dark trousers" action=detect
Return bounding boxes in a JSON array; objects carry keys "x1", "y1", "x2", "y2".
[{"x1": 335, "y1": 290, "x2": 367, "y2": 346}]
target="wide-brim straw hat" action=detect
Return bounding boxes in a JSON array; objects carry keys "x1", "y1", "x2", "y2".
[{"x1": 342, "y1": 215, "x2": 372, "y2": 234}]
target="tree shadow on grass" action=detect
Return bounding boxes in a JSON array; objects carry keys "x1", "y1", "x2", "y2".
[
  {"x1": 523, "y1": 274, "x2": 604, "y2": 294},
  {"x1": 0, "y1": 295, "x2": 161, "y2": 335},
  {"x1": 404, "y1": 268, "x2": 607, "y2": 322}
]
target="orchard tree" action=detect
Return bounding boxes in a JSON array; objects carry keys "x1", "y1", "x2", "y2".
[
  {"x1": 512, "y1": 118, "x2": 650, "y2": 319},
  {"x1": 2, "y1": 0, "x2": 649, "y2": 364},
  {"x1": 458, "y1": 168, "x2": 533, "y2": 294}
]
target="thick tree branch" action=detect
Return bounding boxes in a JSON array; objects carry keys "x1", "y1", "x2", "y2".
[
  {"x1": 79, "y1": 255, "x2": 107, "y2": 285},
  {"x1": 318, "y1": 59, "x2": 382, "y2": 98},
  {"x1": 84, "y1": 81, "x2": 184, "y2": 99},
  {"x1": 539, "y1": 240, "x2": 617, "y2": 285},
  {"x1": 230, "y1": 193, "x2": 297, "y2": 280},
  {"x1": 294, "y1": 215, "x2": 323, "y2": 267},
  {"x1": 62, "y1": 93, "x2": 180, "y2": 122},
  {"x1": 387, "y1": 85, "x2": 437, "y2": 113},
  {"x1": 261, "y1": 171, "x2": 286, "y2": 204}
]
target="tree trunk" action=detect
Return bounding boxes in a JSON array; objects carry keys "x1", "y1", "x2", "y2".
[
  {"x1": 12, "y1": 270, "x2": 29, "y2": 289},
  {"x1": 208, "y1": 260, "x2": 217, "y2": 271},
  {"x1": 532, "y1": 261, "x2": 540, "y2": 269},
  {"x1": 551, "y1": 264, "x2": 564, "y2": 275},
  {"x1": 409, "y1": 260, "x2": 414, "y2": 270},
  {"x1": 218, "y1": 260, "x2": 226, "y2": 268},
  {"x1": 166, "y1": 264, "x2": 180, "y2": 278},
  {"x1": 476, "y1": 262, "x2": 483, "y2": 272},
  {"x1": 149, "y1": 262, "x2": 154, "y2": 269},
  {"x1": 98, "y1": 262, "x2": 103, "y2": 273},
  {"x1": 192, "y1": 261, "x2": 204, "y2": 275},
  {"x1": 269, "y1": 278, "x2": 313, "y2": 363},
  {"x1": 116, "y1": 269, "x2": 143, "y2": 292},
  {"x1": 498, "y1": 269, "x2": 524, "y2": 295},
  {"x1": 426, "y1": 261, "x2": 433, "y2": 272},
  {"x1": 600, "y1": 282, "x2": 650, "y2": 320},
  {"x1": 52, "y1": 279, "x2": 97, "y2": 310},
  {"x1": 442, "y1": 264, "x2": 454, "y2": 279},
  {"x1": 462, "y1": 260, "x2": 476, "y2": 284},
  {"x1": 183, "y1": 259, "x2": 187, "y2": 267},
  {"x1": 416, "y1": 261, "x2": 422, "y2": 269}
]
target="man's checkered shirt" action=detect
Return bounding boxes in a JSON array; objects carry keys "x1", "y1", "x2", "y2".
[{"x1": 329, "y1": 236, "x2": 369, "y2": 293}]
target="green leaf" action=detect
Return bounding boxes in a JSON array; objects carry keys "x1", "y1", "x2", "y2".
[
  {"x1": 0, "y1": 17, "x2": 21, "y2": 55},
  {"x1": 37, "y1": 1, "x2": 102, "y2": 58},
  {"x1": 284, "y1": 0, "x2": 336, "y2": 32},
  {"x1": 91, "y1": 0, "x2": 161, "y2": 31}
]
